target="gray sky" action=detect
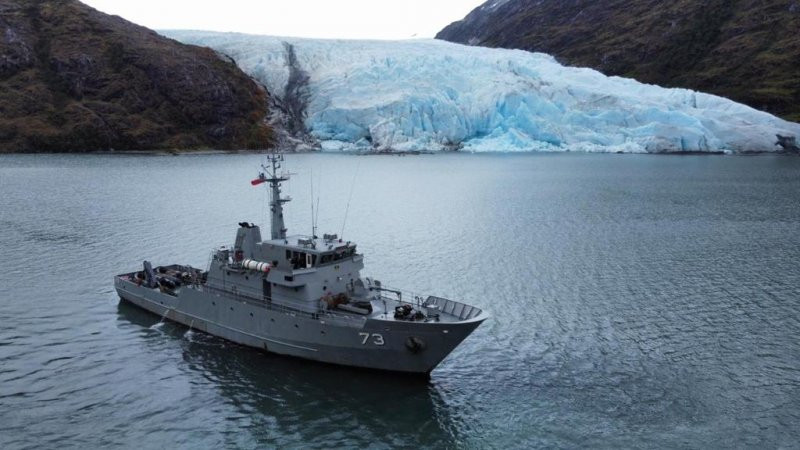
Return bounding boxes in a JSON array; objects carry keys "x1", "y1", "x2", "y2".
[{"x1": 81, "y1": 0, "x2": 485, "y2": 40}]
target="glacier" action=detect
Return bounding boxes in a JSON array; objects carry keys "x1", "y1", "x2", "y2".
[{"x1": 165, "y1": 31, "x2": 800, "y2": 153}]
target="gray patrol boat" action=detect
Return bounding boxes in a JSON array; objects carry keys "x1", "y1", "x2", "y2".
[{"x1": 114, "y1": 154, "x2": 487, "y2": 375}]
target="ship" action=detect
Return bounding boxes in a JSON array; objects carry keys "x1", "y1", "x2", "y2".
[{"x1": 114, "y1": 153, "x2": 488, "y2": 375}]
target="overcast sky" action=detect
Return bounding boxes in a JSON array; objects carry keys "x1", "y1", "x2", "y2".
[{"x1": 81, "y1": 0, "x2": 485, "y2": 40}]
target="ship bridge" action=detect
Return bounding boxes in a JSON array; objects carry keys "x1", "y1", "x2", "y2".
[{"x1": 258, "y1": 233, "x2": 360, "y2": 272}]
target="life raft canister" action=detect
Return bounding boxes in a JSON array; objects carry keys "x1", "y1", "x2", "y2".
[
  {"x1": 405, "y1": 336, "x2": 426, "y2": 354},
  {"x1": 243, "y1": 259, "x2": 271, "y2": 273}
]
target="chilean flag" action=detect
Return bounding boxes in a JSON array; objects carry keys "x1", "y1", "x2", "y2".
[{"x1": 251, "y1": 174, "x2": 267, "y2": 186}]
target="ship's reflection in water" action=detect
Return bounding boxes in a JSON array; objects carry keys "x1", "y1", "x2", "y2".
[{"x1": 117, "y1": 302, "x2": 463, "y2": 448}]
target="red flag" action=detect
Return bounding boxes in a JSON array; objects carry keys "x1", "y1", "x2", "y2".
[{"x1": 251, "y1": 177, "x2": 266, "y2": 186}]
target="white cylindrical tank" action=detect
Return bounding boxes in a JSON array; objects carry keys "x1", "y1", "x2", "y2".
[{"x1": 243, "y1": 259, "x2": 271, "y2": 273}]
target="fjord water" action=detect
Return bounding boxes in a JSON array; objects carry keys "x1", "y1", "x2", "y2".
[{"x1": 1, "y1": 153, "x2": 799, "y2": 448}]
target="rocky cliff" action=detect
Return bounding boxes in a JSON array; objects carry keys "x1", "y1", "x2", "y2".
[
  {"x1": 0, "y1": 0, "x2": 272, "y2": 152},
  {"x1": 437, "y1": 0, "x2": 800, "y2": 122}
]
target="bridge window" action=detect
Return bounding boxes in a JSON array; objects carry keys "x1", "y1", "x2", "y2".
[
  {"x1": 287, "y1": 251, "x2": 316, "y2": 269},
  {"x1": 319, "y1": 248, "x2": 356, "y2": 265}
]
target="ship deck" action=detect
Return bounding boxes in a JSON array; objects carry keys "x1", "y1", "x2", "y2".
[{"x1": 115, "y1": 267, "x2": 484, "y2": 325}]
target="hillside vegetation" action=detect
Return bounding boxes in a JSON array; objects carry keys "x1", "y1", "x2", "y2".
[{"x1": 0, "y1": 0, "x2": 272, "y2": 152}]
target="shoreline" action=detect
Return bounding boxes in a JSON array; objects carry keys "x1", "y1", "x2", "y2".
[{"x1": 1, "y1": 149, "x2": 796, "y2": 157}]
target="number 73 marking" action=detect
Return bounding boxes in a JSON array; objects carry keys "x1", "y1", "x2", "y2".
[{"x1": 359, "y1": 332, "x2": 385, "y2": 346}]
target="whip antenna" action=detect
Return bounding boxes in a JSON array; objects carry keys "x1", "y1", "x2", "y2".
[
  {"x1": 340, "y1": 162, "x2": 361, "y2": 238},
  {"x1": 314, "y1": 170, "x2": 322, "y2": 233},
  {"x1": 310, "y1": 167, "x2": 316, "y2": 238}
]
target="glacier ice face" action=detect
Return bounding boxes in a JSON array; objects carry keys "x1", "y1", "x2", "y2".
[{"x1": 165, "y1": 31, "x2": 799, "y2": 153}]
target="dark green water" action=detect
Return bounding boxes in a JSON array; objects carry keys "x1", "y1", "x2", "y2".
[{"x1": 1, "y1": 153, "x2": 799, "y2": 448}]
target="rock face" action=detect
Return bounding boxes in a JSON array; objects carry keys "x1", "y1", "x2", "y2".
[
  {"x1": 0, "y1": 0, "x2": 272, "y2": 152},
  {"x1": 776, "y1": 135, "x2": 800, "y2": 153},
  {"x1": 437, "y1": 0, "x2": 800, "y2": 122}
]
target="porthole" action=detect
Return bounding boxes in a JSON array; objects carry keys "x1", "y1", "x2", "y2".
[
  {"x1": 294, "y1": 324, "x2": 299, "y2": 328},
  {"x1": 230, "y1": 307, "x2": 234, "y2": 311},
  {"x1": 250, "y1": 313, "x2": 254, "y2": 317},
  {"x1": 321, "y1": 330, "x2": 326, "y2": 335},
  {"x1": 212, "y1": 301, "x2": 215, "y2": 306}
]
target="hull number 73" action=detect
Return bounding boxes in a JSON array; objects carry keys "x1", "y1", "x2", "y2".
[{"x1": 359, "y1": 332, "x2": 385, "y2": 346}]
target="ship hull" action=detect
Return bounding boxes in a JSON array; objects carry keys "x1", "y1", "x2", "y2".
[{"x1": 115, "y1": 277, "x2": 484, "y2": 375}]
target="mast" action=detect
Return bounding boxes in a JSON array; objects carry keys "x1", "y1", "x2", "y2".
[{"x1": 252, "y1": 153, "x2": 291, "y2": 240}]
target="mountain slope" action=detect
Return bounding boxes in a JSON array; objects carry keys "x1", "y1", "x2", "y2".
[
  {"x1": 168, "y1": 31, "x2": 799, "y2": 153},
  {"x1": 437, "y1": 0, "x2": 800, "y2": 122},
  {"x1": 0, "y1": 0, "x2": 272, "y2": 152}
]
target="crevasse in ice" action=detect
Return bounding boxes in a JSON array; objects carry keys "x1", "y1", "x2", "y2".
[{"x1": 166, "y1": 31, "x2": 799, "y2": 153}]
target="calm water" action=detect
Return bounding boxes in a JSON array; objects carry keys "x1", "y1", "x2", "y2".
[{"x1": 1, "y1": 153, "x2": 799, "y2": 449}]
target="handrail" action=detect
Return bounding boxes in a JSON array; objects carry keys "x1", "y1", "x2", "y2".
[
  {"x1": 377, "y1": 285, "x2": 463, "y2": 308},
  {"x1": 422, "y1": 295, "x2": 483, "y2": 320},
  {"x1": 372, "y1": 287, "x2": 482, "y2": 321},
  {"x1": 119, "y1": 274, "x2": 481, "y2": 323},
  {"x1": 197, "y1": 284, "x2": 367, "y2": 324}
]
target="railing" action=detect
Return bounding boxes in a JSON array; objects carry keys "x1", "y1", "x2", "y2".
[
  {"x1": 195, "y1": 284, "x2": 367, "y2": 325},
  {"x1": 371, "y1": 285, "x2": 428, "y2": 306},
  {"x1": 374, "y1": 285, "x2": 483, "y2": 321},
  {"x1": 422, "y1": 296, "x2": 484, "y2": 321}
]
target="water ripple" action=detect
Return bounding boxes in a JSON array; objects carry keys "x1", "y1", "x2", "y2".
[{"x1": 0, "y1": 153, "x2": 799, "y2": 448}]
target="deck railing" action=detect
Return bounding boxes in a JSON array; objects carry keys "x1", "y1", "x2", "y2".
[
  {"x1": 375, "y1": 285, "x2": 483, "y2": 321},
  {"x1": 422, "y1": 296, "x2": 484, "y2": 321},
  {"x1": 178, "y1": 281, "x2": 481, "y2": 323},
  {"x1": 197, "y1": 284, "x2": 367, "y2": 325}
]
